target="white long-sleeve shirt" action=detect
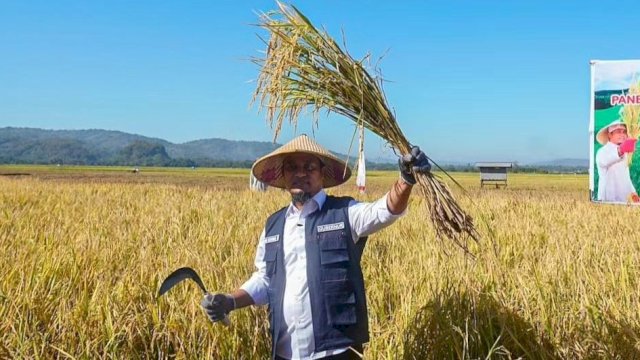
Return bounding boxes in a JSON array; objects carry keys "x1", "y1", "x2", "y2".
[
  {"x1": 596, "y1": 142, "x2": 637, "y2": 202},
  {"x1": 240, "y1": 189, "x2": 404, "y2": 360}
]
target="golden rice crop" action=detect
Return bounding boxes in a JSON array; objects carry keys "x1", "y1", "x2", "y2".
[{"x1": 0, "y1": 170, "x2": 639, "y2": 359}]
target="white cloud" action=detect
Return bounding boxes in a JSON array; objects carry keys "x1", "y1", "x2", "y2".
[{"x1": 593, "y1": 60, "x2": 640, "y2": 91}]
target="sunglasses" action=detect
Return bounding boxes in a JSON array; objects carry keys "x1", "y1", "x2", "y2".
[{"x1": 283, "y1": 161, "x2": 323, "y2": 173}]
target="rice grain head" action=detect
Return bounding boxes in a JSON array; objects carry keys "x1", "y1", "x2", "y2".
[
  {"x1": 251, "y1": 1, "x2": 480, "y2": 251},
  {"x1": 621, "y1": 79, "x2": 640, "y2": 166}
]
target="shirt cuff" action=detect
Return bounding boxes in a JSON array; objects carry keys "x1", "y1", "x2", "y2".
[
  {"x1": 240, "y1": 275, "x2": 269, "y2": 306},
  {"x1": 379, "y1": 192, "x2": 407, "y2": 219}
]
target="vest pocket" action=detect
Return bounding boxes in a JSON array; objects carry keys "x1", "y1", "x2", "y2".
[
  {"x1": 321, "y1": 267, "x2": 348, "y2": 282},
  {"x1": 318, "y1": 231, "x2": 350, "y2": 265},
  {"x1": 319, "y1": 230, "x2": 356, "y2": 326},
  {"x1": 325, "y1": 290, "x2": 357, "y2": 326},
  {"x1": 263, "y1": 242, "x2": 278, "y2": 276}
]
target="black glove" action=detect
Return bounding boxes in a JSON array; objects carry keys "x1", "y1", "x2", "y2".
[
  {"x1": 201, "y1": 293, "x2": 235, "y2": 323},
  {"x1": 398, "y1": 146, "x2": 431, "y2": 185}
]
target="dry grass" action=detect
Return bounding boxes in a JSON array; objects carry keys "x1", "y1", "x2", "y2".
[
  {"x1": 1, "y1": 169, "x2": 639, "y2": 359},
  {"x1": 251, "y1": 2, "x2": 478, "y2": 249}
]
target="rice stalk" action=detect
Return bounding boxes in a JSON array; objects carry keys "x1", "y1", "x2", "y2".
[
  {"x1": 251, "y1": 1, "x2": 480, "y2": 249},
  {"x1": 621, "y1": 79, "x2": 640, "y2": 166}
]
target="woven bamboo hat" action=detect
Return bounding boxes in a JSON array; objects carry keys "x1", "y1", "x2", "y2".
[{"x1": 251, "y1": 134, "x2": 351, "y2": 189}]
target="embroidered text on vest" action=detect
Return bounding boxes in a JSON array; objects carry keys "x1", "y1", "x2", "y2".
[{"x1": 317, "y1": 222, "x2": 345, "y2": 233}]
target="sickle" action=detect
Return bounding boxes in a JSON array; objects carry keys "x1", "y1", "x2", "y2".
[
  {"x1": 158, "y1": 267, "x2": 207, "y2": 297},
  {"x1": 157, "y1": 267, "x2": 230, "y2": 326}
]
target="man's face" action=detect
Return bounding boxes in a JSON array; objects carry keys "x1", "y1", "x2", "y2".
[
  {"x1": 282, "y1": 154, "x2": 324, "y2": 198},
  {"x1": 608, "y1": 126, "x2": 628, "y2": 145}
]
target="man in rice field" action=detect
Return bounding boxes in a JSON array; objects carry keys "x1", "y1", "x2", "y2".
[
  {"x1": 201, "y1": 134, "x2": 430, "y2": 360},
  {"x1": 595, "y1": 119, "x2": 639, "y2": 203}
]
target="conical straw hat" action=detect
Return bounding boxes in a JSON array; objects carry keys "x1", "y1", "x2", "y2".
[
  {"x1": 596, "y1": 119, "x2": 626, "y2": 145},
  {"x1": 251, "y1": 134, "x2": 352, "y2": 189}
]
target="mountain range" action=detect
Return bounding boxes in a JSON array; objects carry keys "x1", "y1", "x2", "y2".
[
  {"x1": 0, "y1": 127, "x2": 283, "y2": 167},
  {"x1": 0, "y1": 127, "x2": 589, "y2": 171},
  {"x1": 528, "y1": 158, "x2": 589, "y2": 167}
]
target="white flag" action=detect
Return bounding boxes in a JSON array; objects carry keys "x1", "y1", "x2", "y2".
[
  {"x1": 356, "y1": 152, "x2": 366, "y2": 193},
  {"x1": 356, "y1": 125, "x2": 366, "y2": 193},
  {"x1": 250, "y1": 172, "x2": 268, "y2": 192}
]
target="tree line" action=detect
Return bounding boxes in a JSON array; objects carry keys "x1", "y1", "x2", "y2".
[{"x1": 0, "y1": 138, "x2": 588, "y2": 173}]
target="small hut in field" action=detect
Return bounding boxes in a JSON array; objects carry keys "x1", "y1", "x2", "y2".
[{"x1": 475, "y1": 162, "x2": 512, "y2": 188}]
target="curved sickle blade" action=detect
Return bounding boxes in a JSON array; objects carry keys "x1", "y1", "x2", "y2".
[{"x1": 158, "y1": 267, "x2": 207, "y2": 298}]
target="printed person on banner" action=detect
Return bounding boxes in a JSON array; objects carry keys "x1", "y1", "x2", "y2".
[
  {"x1": 595, "y1": 119, "x2": 639, "y2": 203},
  {"x1": 200, "y1": 134, "x2": 430, "y2": 359}
]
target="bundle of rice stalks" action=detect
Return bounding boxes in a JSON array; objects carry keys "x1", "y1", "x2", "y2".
[
  {"x1": 251, "y1": 2, "x2": 479, "y2": 250},
  {"x1": 621, "y1": 79, "x2": 640, "y2": 166}
]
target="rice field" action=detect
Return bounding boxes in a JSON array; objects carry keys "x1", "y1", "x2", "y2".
[{"x1": 1, "y1": 165, "x2": 638, "y2": 359}]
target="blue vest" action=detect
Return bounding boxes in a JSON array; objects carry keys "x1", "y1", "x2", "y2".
[{"x1": 263, "y1": 196, "x2": 369, "y2": 358}]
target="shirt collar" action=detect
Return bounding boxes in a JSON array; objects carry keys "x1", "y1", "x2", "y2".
[{"x1": 286, "y1": 189, "x2": 326, "y2": 218}]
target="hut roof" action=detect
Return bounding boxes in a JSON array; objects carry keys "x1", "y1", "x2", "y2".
[{"x1": 475, "y1": 162, "x2": 513, "y2": 168}]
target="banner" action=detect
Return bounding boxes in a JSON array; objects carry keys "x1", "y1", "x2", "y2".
[{"x1": 590, "y1": 60, "x2": 640, "y2": 204}]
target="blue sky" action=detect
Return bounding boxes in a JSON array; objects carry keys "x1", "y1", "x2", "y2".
[{"x1": 1, "y1": 0, "x2": 640, "y2": 163}]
